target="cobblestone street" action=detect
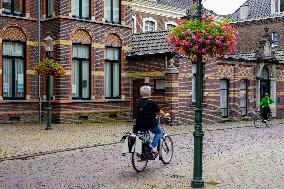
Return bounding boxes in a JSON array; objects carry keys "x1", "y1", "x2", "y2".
[{"x1": 0, "y1": 121, "x2": 283, "y2": 188}]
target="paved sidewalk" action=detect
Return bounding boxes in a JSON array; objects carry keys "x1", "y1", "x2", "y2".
[
  {"x1": 0, "y1": 122, "x2": 283, "y2": 188},
  {"x1": 0, "y1": 119, "x2": 283, "y2": 160}
]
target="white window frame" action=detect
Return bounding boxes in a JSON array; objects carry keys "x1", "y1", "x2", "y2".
[
  {"x1": 165, "y1": 21, "x2": 177, "y2": 30},
  {"x1": 272, "y1": 0, "x2": 284, "y2": 14},
  {"x1": 240, "y1": 80, "x2": 248, "y2": 116},
  {"x1": 143, "y1": 17, "x2": 157, "y2": 32},
  {"x1": 271, "y1": 32, "x2": 280, "y2": 47},
  {"x1": 220, "y1": 79, "x2": 229, "y2": 118},
  {"x1": 132, "y1": 15, "x2": 137, "y2": 34}
]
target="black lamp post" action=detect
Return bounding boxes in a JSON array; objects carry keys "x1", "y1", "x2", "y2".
[
  {"x1": 44, "y1": 33, "x2": 53, "y2": 130},
  {"x1": 191, "y1": 0, "x2": 204, "y2": 188}
]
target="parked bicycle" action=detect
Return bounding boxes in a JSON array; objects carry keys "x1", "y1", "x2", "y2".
[
  {"x1": 121, "y1": 116, "x2": 173, "y2": 172},
  {"x1": 251, "y1": 108, "x2": 272, "y2": 128}
]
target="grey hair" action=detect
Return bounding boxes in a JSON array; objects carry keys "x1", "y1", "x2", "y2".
[{"x1": 140, "y1": 85, "x2": 151, "y2": 96}]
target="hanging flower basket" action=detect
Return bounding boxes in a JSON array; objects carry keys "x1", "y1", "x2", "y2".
[
  {"x1": 166, "y1": 15, "x2": 238, "y2": 60},
  {"x1": 34, "y1": 59, "x2": 65, "y2": 77}
]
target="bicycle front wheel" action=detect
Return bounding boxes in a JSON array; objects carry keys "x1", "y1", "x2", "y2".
[
  {"x1": 253, "y1": 114, "x2": 262, "y2": 128},
  {"x1": 160, "y1": 136, "x2": 173, "y2": 164},
  {"x1": 131, "y1": 153, "x2": 148, "y2": 172}
]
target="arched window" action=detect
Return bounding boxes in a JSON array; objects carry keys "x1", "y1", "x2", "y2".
[
  {"x1": 103, "y1": 33, "x2": 122, "y2": 99},
  {"x1": 71, "y1": 29, "x2": 92, "y2": 99},
  {"x1": 2, "y1": 26, "x2": 26, "y2": 99},
  {"x1": 260, "y1": 67, "x2": 270, "y2": 79}
]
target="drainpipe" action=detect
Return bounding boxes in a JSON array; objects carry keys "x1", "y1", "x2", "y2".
[{"x1": 38, "y1": 0, "x2": 42, "y2": 121}]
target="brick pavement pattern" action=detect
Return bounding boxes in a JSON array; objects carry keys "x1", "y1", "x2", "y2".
[{"x1": 0, "y1": 120, "x2": 283, "y2": 188}]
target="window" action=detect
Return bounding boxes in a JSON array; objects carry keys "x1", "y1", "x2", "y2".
[
  {"x1": 275, "y1": 0, "x2": 284, "y2": 13},
  {"x1": 192, "y1": 64, "x2": 196, "y2": 103},
  {"x1": 271, "y1": 32, "x2": 280, "y2": 47},
  {"x1": 220, "y1": 79, "x2": 229, "y2": 118},
  {"x1": 72, "y1": 44, "x2": 90, "y2": 99},
  {"x1": 2, "y1": 41, "x2": 25, "y2": 99},
  {"x1": 154, "y1": 79, "x2": 165, "y2": 93},
  {"x1": 72, "y1": 0, "x2": 90, "y2": 19},
  {"x1": 132, "y1": 16, "x2": 137, "y2": 34},
  {"x1": 104, "y1": 47, "x2": 121, "y2": 99},
  {"x1": 144, "y1": 20, "x2": 156, "y2": 32},
  {"x1": 240, "y1": 80, "x2": 248, "y2": 116},
  {"x1": 166, "y1": 24, "x2": 175, "y2": 30},
  {"x1": 2, "y1": 0, "x2": 25, "y2": 16},
  {"x1": 104, "y1": 0, "x2": 121, "y2": 24},
  {"x1": 46, "y1": 0, "x2": 53, "y2": 18}
]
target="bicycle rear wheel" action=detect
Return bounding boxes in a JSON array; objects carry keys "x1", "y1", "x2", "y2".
[
  {"x1": 132, "y1": 153, "x2": 148, "y2": 172},
  {"x1": 253, "y1": 114, "x2": 262, "y2": 128},
  {"x1": 160, "y1": 136, "x2": 173, "y2": 164},
  {"x1": 265, "y1": 113, "x2": 272, "y2": 127}
]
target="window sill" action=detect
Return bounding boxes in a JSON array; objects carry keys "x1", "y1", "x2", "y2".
[
  {"x1": 0, "y1": 99, "x2": 38, "y2": 103},
  {"x1": 0, "y1": 14, "x2": 32, "y2": 20}
]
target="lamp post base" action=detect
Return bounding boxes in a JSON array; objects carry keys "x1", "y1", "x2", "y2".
[{"x1": 191, "y1": 179, "x2": 204, "y2": 188}]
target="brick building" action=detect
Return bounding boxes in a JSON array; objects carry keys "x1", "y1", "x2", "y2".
[
  {"x1": 1, "y1": 0, "x2": 284, "y2": 124},
  {"x1": 127, "y1": 0, "x2": 284, "y2": 124},
  {"x1": 0, "y1": 0, "x2": 132, "y2": 123}
]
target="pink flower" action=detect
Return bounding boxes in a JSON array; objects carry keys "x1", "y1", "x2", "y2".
[
  {"x1": 186, "y1": 29, "x2": 192, "y2": 34},
  {"x1": 205, "y1": 40, "x2": 211, "y2": 44},
  {"x1": 201, "y1": 48, "x2": 207, "y2": 54},
  {"x1": 182, "y1": 31, "x2": 187, "y2": 36},
  {"x1": 201, "y1": 30, "x2": 206, "y2": 34},
  {"x1": 198, "y1": 38, "x2": 203, "y2": 42},
  {"x1": 182, "y1": 40, "x2": 191, "y2": 46},
  {"x1": 192, "y1": 35, "x2": 197, "y2": 40},
  {"x1": 208, "y1": 35, "x2": 213, "y2": 39},
  {"x1": 216, "y1": 40, "x2": 221, "y2": 44},
  {"x1": 172, "y1": 45, "x2": 177, "y2": 50},
  {"x1": 193, "y1": 45, "x2": 199, "y2": 50},
  {"x1": 202, "y1": 15, "x2": 206, "y2": 20},
  {"x1": 54, "y1": 72, "x2": 60, "y2": 77}
]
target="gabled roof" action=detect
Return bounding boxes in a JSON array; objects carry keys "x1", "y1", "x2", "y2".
[
  {"x1": 229, "y1": 0, "x2": 271, "y2": 22},
  {"x1": 128, "y1": 31, "x2": 170, "y2": 56}
]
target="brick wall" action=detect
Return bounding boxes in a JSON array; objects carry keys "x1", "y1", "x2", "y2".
[{"x1": 0, "y1": 0, "x2": 133, "y2": 123}]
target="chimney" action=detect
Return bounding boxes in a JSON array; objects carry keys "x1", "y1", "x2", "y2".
[{"x1": 239, "y1": 3, "x2": 250, "y2": 20}]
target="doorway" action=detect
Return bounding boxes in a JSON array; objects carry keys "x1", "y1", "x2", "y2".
[{"x1": 260, "y1": 67, "x2": 270, "y2": 99}]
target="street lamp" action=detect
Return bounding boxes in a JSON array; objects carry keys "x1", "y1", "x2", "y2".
[
  {"x1": 191, "y1": 0, "x2": 204, "y2": 188},
  {"x1": 44, "y1": 33, "x2": 53, "y2": 130}
]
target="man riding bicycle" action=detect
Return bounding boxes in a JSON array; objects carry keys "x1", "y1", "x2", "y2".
[
  {"x1": 260, "y1": 93, "x2": 274, "y2": 122},
  {"x1": 134, "y1": 85, "x2": 170, "y2": 155}
]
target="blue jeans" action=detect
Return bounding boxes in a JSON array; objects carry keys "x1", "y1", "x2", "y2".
[{"x1": 150, "y1": 125, "x2": 163, "y2": 148}]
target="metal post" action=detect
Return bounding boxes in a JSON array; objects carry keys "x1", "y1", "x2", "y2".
[
  {"x1": 191, "y1": 0, "x2": 204, "y2": 188},
  {"x1": 38, "y1": 0, "x2": 42, "y2": 122},
  {"x1": 45, "y1": 52, "x2": 52, "y2": 130}
]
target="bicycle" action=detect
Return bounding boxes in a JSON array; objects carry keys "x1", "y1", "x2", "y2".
[
  {"x1": 251, "y1": 108, "x2": 272, "y2": 128},
  {"x1": 122, "y1": 116, "x2": 174, "y2": 172}
]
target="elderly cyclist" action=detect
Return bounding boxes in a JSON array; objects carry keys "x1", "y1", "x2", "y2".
[{"x1": 134, "y1": 85, "x2": 170, "y2": 154}]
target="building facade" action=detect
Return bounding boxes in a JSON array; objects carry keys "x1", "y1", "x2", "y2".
[
  {"x1": 1, "y1": 0, "x2": 284, "y2": 124},
  {"x1": 0, "y1": 0, "x2": 132, "y2": 123},
  {"x1": 127, "y1": 0, "x2": 284, "y2": 124}
]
